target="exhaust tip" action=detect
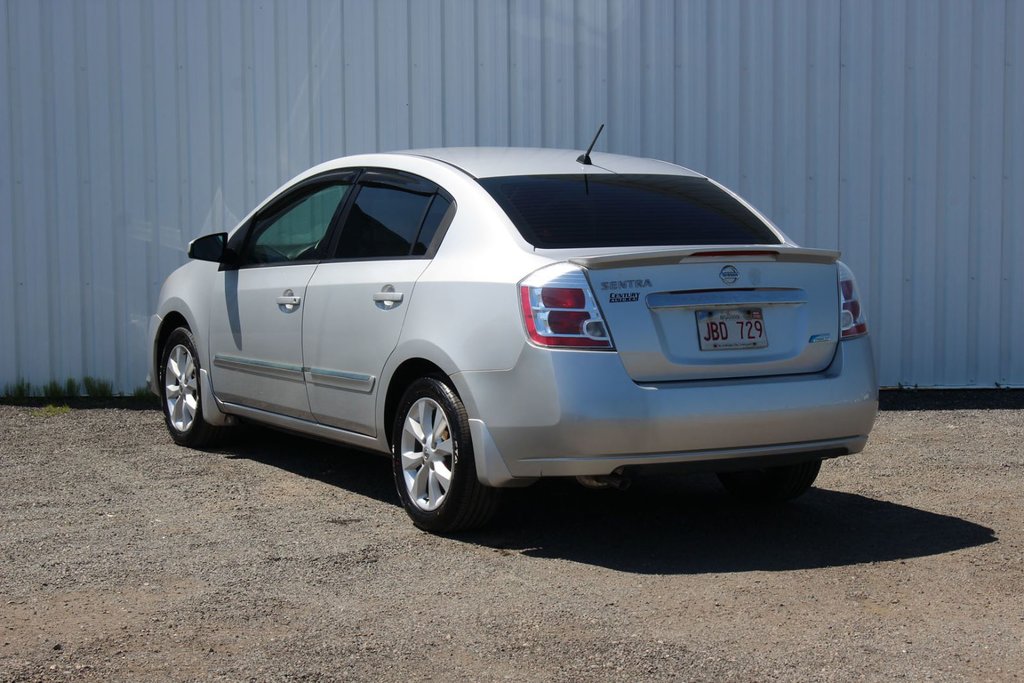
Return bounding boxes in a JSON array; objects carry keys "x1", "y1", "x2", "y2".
[{"x1": 575, "y1": 472, "x2": 631, "y2": 491}]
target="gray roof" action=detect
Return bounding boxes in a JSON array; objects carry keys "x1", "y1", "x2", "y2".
[{"x1": 398, "y1": 147, "x2": 703, "y2": 179}]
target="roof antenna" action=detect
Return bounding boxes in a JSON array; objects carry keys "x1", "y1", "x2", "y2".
[{"x1": 576, "y1": 123, "x2": 605, "y2": 165}]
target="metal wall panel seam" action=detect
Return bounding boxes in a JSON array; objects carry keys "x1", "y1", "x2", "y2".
[
  {"x1": 439, "y1": 0, "x2": 448, "y2": 147},
  {"x1": 72, "y1": 0, "x2": 95, "y2": 385},
  {"x1": 405, "y1": 0, "x2": 415, "y2": 150},
  {"x1": 999, "y1": 0, "x2": 1020, "y2": 386},
  {"x1": 935, "y1": 0, "x2": 972, "y2": 387},
  {"x1": 1010, "y1": 0, "x2": 1024, "y2": 385},
  {"x1": 40, "y1": 0, "x2": 60, "y2": 382},
  {"x1": 900, "y1": 0, "x2": 915, "y2": 385},
  {"x1": 335, "y1": 0, "x2": 348, "y2": 158},
  {"x1": 770, "y1": 2, "x2": 787, "y2": 242},
  {"x1": 16, "y1": 1, "x2": 50, "y2": 385},
  {"x1": 110, "y1": 0, "x2": 128, "y2": 391},
  {"x1": 140, "y1": 0, "x2": 158, "y2": 370},
  {"x1": 968, "y1": 1, "x2": 1007, "y2": 386},
  {"x1": 51, "y1": 6, "x2": 84, "y2": 384},
  {"x1": 308, "y1": 0, "x2": 319, "y2": 165},
  {"x1": 931, "y1": 0, "x2": 949, "y2": 385},
  {"x1": 736, "y1": 0, "x2": 752, "y2": 200},
  {"x1": 373, "y1": 0, "x2": 382, "y2": 152},
  {"x1": 907, "y1": 2, "x2": 941, "y2": 387},
  {"x1": 117, "y1": 0, "x2": 146, "y2": 390},
  {"x1": 207, "y1": 0, "x2": 222, "y2": 239},
  {"x1": 641, "y1": 0, "x2": 673, "y2": 160},
  {"x1": 0, "y1": 1, "x2": 18, "y2": 376},
  {"x1": 173, "y1": 0, "x2": 190, "y2": 274},
  {"x1": 472, "y1": 0, "x2": 480, "y2": 146}
]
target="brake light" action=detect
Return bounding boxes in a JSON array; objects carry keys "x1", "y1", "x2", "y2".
[
  {"x1": 838, "y1": 261, "x2": 868, "y2": 338},
  {"x1": 519, "y1": 263, "x2": 614, "y2": 350}
]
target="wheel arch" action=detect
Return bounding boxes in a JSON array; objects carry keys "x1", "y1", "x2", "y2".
[
  {"x1": 156, "y1": 311, "x2": 189, "y2": 363},
  {"x1": 382, "y1": 357, "x2": 451, "y2": 448},
  {"x1": 152, "y1": 306, "x2": 198, "y2": 390}
]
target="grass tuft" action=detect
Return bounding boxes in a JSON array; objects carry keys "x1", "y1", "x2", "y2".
[
  {"x1": 64, "y1": 377, "x2": 82, "y2": 397},
  {"x1": 83, "y1": 376, "x2": 114, "y2": 398},
  {"x1": 42, "y1": 380, "x2": 64, "y2": 399},
  {"x1": 3, "y1": 379, "x2": 32, "y2": 399},
  {"x1": 131, "y1": 384, "x2": 159, "y2": 407},
  {"x1": 31, "y1": 404, "x2": 71, "y2": 417},
  {"x1": 132, "y1": 384, "x2": 154, "y2": 399}
]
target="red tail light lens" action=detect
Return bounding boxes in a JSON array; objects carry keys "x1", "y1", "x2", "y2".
[
  {"x1": 541, "y1": 287, "x2": 586, "y2": 309},
  {"x1": 519, "y1": 264, "x2": 614, "y2": 350},
  {"x1": 546, "y1": 310, "x2": 590, "y2": 335},
  {"x1": 838, "y1": 262, "x2": 868, "y2": 338}
]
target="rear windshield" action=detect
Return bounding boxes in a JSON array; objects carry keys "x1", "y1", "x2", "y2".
[{"x1": 478, "y1": 174, "x2": 780, "y2": 248}]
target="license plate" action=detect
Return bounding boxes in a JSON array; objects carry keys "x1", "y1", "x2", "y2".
[{"x1": 696, "y1": 308, "x2": 768, "y2": 350}]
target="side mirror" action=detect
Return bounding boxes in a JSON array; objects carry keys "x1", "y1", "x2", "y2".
[{"x1": 188, "y1": 232, "x2": 230, "y2": 263}]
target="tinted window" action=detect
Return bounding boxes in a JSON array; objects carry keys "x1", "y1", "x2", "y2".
[
  {"x1": 245, "y1": 183, "x2": 349, "y2": 265},
  {"x1": 412, "y1": 195, "x2": 452, "y2": 256},
  {"x1": 478, "y1": 174, "x2": 780, "y2": 248},
  {"x1": 335, "y1": 185, "x2": 434, "y2": 259}
]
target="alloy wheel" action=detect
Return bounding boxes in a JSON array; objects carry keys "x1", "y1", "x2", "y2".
[
  {"x1": 399, "y1": 397, "x2": 454, "y2": 512},
  {"x1": 164, "y1": 343, "x2": 198, "y2": 433}
]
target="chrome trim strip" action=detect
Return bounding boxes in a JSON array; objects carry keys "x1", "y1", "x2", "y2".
[
  {"x1": 213, "y1": 354, "x2": 305, "y2": 383},
  {"x1": 216, "y1": 400, "x2": 384, "y2": 451},
  {"x1": 646, "y1": 288, "x2": 807, "y2": 310},
  {"x1": 304, "y1": 367, "x2": 376, "y2": 393}
]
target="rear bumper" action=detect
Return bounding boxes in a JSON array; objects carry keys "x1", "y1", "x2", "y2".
[{"x1": 453, "y1": 336, "x2": 877, "y2": 485}]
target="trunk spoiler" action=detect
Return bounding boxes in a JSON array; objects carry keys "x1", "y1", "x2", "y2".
[{"x1": 569, "y1": 246, "x2": 840, "y2": 270}]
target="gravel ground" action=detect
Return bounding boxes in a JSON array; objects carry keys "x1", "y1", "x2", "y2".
[{"x1": 1, "y1": 393, "x2": 1022, "y2": 682}]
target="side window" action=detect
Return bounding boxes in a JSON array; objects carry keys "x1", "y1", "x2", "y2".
[
  {"x1": 334, "y1": 185, "x2": 434, "y2": 259},
  {"x1": 244, "y1": 183, "x2": 350, "y2": 265},
  {"x1": 412, "y1": 195, "x2": 452, "y2": 256}
]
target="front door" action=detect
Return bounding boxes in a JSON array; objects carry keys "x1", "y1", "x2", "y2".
[{"x1": 208, "y1": 178, "x2": 354, "y2": 418}]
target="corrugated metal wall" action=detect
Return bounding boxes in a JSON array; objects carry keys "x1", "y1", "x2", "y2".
[{"x1": 1, "y1": 0, "x2": 1021, "y2": 392}]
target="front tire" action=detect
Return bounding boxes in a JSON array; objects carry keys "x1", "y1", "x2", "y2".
[
  {"x1": 716, "y1": 460, "x2": 822, "y2": 504},
  {"x1": 391, "y1": 377, "x2": 499, "y2": 533},
  {"x1": 159, "y1": 327, "x2": 224, "y2": 448}
]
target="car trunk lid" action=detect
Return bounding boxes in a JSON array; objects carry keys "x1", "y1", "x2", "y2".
[{"x1": 574, "y1": 246, "x2": 841, "y2": 382}]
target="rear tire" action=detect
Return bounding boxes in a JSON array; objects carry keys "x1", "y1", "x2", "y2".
[
  {"x1": 717, "y1": 460, "x2": 822, "y2": 504},
  {"x1": 391, "y1": 376, "x2": 500, "y2": 533},
  {"x1": 159, "y1": 327, "x2": 225, "y2": 448}
]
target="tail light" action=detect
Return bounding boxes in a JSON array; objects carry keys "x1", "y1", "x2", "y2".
[
  {"x1": 519, "y1": 263, "x2": 614, "y2": 350},
  {"x1": 838, "y1": 261, "x2": 868, "y2": 338}
]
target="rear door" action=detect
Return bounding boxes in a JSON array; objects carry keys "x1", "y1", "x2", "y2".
[
  {"x1": 208, "y1": 174, "x2": 355, "y2": 418},
  {"x1": 302, "y1": 170, "x2": 454, "y2": 436}
]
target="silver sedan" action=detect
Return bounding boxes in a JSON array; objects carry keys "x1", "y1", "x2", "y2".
[{"x1": 148, "y1": 147, "x2": 877, "y2": 532}]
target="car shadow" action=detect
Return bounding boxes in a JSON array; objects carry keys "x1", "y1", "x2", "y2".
[
  {"x1": 219, "y1": 426, "x2": 399, "y2": 506},
  {"x1": 459, "y1": 475, "x2": 997, "y2": 574},
  {"x1": 217, "y1": 427, "x2": 996, "y2": 575}
]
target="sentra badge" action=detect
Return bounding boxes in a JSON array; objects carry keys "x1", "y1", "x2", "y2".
[{"x1": 600, "y1": 279, "x2": 652, "y2": 291}]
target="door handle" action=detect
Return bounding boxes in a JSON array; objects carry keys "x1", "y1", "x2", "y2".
[
  {"x1": 373, "y1": 285, "x2": 404, "y2": 309},
  {"x1": 277, "y1": 289, "x2": 301, "y2": 311}
]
